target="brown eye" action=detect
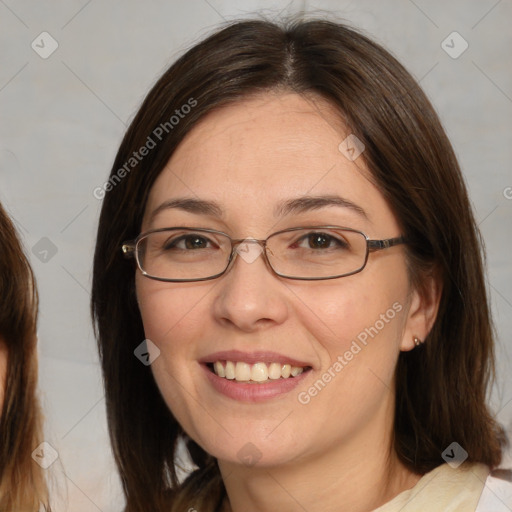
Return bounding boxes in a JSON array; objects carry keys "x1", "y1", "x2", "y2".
[
  {"x1": 307, "y1": 233, "x2": 332, "y2": 249},
  {"x1": 183, "y1": 235, "x2": 209, "y2": 250},
  {"x1": 164, "y1": 234, "x2": 212, "y2": 250},
  {"x1": 292, "y1": 232, "x2": 348, "y2": 250}
]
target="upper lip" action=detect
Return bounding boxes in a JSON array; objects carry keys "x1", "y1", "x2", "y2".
[{"x1": 199, "y1": 350, "x2": 313, "y2": 368}]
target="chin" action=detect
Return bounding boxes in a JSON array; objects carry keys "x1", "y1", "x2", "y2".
[{"x1": 186, "y1": 421, "x2": 307, "y2": 470}]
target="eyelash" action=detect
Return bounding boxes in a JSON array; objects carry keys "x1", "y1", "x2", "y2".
[{"x1": 161, "y1": 231, "x2": 349, "y2": 251}]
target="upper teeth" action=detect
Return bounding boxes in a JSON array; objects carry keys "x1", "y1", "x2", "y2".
[{"x1": 213, "y1": 361, "x2": 305, "y2": 382}]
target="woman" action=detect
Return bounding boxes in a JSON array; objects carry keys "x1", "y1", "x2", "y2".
[
  {"x1": 92, "y1": 18, "x2": 509, "y2": 511},
  {"x1": 0, "y1": 202, "x2": 50, "y2": 510}
]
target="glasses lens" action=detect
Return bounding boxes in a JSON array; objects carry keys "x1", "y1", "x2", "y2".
[
  {"x1": 267, "y1": 228, "x2": 367, "y2": 279},
  {"x1": 137, "y1": 229, "x2": 231, "y2": 281}
]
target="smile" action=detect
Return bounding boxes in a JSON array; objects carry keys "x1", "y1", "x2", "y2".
[
  {"x1": 209, "y1": 360, "x2": 312, "y2": 383},
  {"x1": 200, "y1": 350, "x2": 313, "y2": 401}
]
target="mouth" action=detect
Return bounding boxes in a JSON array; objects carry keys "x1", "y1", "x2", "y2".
[
  {"x1": 206, "y1": 360, "x2": 313, "y2": 383},
  {"x1": 200, "y1": 351, "x2": 313, "y2": 402}
]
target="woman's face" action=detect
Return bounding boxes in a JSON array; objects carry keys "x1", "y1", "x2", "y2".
[{"x1": 136, "y1": 92, "x2": 429, "y2": 468}]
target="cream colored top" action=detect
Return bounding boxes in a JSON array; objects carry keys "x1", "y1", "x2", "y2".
[{"x1": 372, "y1": 462, "x2": 490, "y2": 511}]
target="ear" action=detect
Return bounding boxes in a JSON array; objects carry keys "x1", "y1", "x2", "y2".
[{"x1": 400, "y1": 271, "x2": 443, "y2": 352}]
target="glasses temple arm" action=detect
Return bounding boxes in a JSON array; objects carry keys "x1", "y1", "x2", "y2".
[{"x1": 367, "y1": 236, "x2": 407, "y2": 252}]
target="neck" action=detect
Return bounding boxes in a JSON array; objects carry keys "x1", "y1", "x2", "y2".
[{"x1": 218, "y1": 399, "x2": 420, "y2": 512}]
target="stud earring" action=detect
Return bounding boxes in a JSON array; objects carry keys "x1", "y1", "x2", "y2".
[{"x1": 413, "y1": 336, "x2": 423, "y2": 347}]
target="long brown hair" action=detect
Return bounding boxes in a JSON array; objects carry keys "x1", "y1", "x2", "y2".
[
  {"x1": 0, "y1": 202, "x2": 49, "y2": 510},
  {"x1": 91, "y1": 17, "x2": 506, "y2": 511}
]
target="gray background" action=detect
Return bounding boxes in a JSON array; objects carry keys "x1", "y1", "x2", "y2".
[{"x1": 0, "y1": 0, "x2": 511, "y2": 510}]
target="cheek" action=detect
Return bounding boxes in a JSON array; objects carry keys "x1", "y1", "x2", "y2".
[
  {"x1": 136, "y1": 276, "x2": 210, "y2": 346},
  {"x1": 287, "y1": 276, "x2": 407, "y2": 360},
  {"x1": 135, "y1": 278, "x2": 214, "y2": 430},
  {"x1": 135, "y1": 278, "x2": 207, "y2": 398},
  {"x1": 290, "y1": 280, "x2": 408, "y2": 426},
  {"x1": 135, "y1": 276, "x2": 220, "y2": 382}
]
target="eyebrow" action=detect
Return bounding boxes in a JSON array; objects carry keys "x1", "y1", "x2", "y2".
[
  {"x1": 274, "y1": 195, "x2": 368, "y2": 219},
  {"x1": 149, "y1": 194, "x2": 368, "y2": 221},
  {"x1": 149, "y1": 198, "x2": 224, "y2": 221}
]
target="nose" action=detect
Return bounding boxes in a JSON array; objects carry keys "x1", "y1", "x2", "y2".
[{"x1": 212, "y1": 240, "x2": 289, "y2": 332}]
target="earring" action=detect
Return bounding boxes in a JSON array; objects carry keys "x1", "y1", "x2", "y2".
[{"x1": 413, "y1": 336, "x2": 423, "y2": 347}]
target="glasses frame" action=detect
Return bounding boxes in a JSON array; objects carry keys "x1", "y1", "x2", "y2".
[{"x1": 122, "y1": 226, "x2": 406, "y2": 282}]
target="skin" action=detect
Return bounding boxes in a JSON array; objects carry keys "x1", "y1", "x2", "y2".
[{"x1": 136, "y1": 92, "x2": 441, "y2": 512}]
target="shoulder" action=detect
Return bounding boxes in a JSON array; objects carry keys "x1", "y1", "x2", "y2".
[
  {"x1": 476, "y1": 468, "x2": 512, "y2": 511},
  {"x1": 373, "y1": 462, "x2": 490, "y2": 511}
]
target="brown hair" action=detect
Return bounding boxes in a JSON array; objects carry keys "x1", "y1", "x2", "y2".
[
  {"x1": 0, "y1": 202, "x2": 49, "y2": 510},
  {"x1": 91, "y1": 17, "x2": 506, "y2": 511}
]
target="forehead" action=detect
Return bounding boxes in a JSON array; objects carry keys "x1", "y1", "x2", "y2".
[
  {"x1": 143, "y1": 92, "x2": 396, "y2": 234},
  {"x1": 161, "y1": 92, "x2": 348, "y2": 184}
]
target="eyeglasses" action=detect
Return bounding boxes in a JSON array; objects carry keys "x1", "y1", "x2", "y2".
[{"x1": 121, "y1": 226, "x2": 406, "y2": 282}]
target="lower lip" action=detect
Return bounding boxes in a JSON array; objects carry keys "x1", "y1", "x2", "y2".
[{"x1": 201, "y1": 364, "x2": 311, "y2": 402}]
